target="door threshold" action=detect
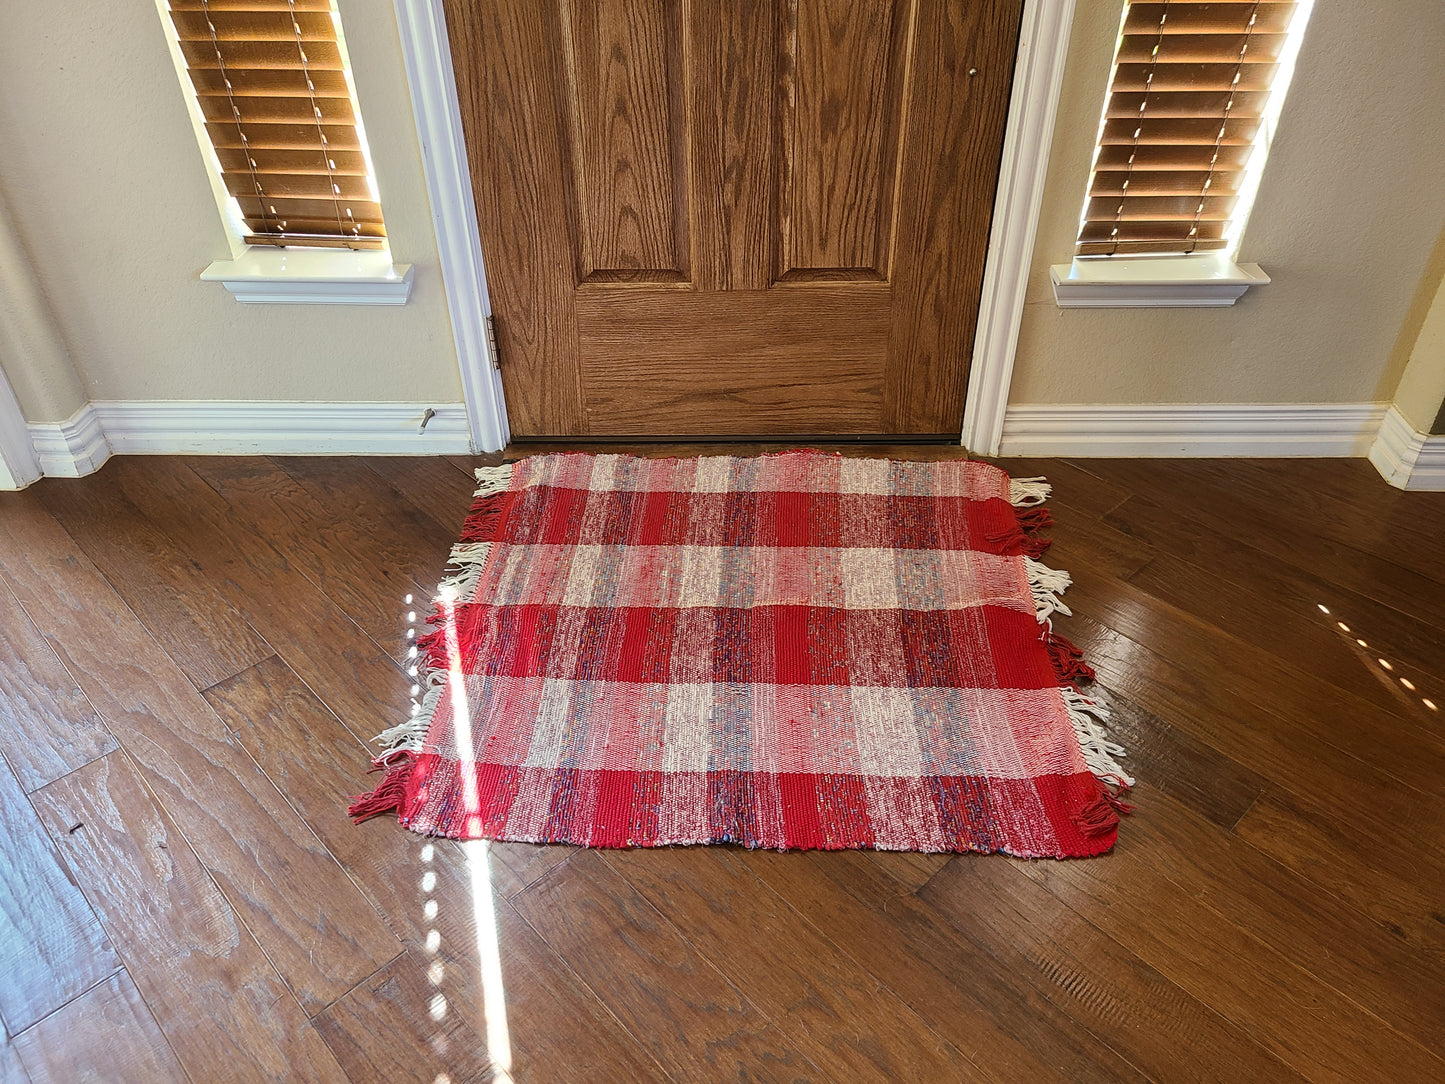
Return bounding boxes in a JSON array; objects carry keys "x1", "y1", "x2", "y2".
[
  {"x1": 508, "y1": 434, "x2": 961, "y2": 445},
  {"x1": 502, "y1": 436, "x2": 971, "y2": 461}
]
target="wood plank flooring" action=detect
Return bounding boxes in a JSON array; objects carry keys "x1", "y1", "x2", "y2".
[{"x1": 1, "y1": 451, "x2": 1442, "y2": 1082}]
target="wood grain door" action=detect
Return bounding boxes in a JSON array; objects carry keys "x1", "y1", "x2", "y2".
[{"x1": 445, "y1": 1, "x2": 1021, "y2": 438}]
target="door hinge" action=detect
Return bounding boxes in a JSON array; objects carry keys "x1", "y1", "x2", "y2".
[{"x1": 484, "y1": 314, "x2": 501, "y2": 371}]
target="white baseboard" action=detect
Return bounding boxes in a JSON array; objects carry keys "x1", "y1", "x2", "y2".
[
  {"x1": 28, "y1": 404, "x2": 112, "y2": 478},
  {"x1": 1368, "y1": 405, "x2": 1445, "y2": 491},
  {"x1": 26, "y1": 401, "x2": 470, "y2": 476},
  {"x1": 999, "y1": 403, "x2": 1388, "y2": 458}
]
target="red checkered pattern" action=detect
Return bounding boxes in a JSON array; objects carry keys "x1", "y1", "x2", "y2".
[{"x1": 359, "y1": 451, "x2": 1123, "y2": 857}]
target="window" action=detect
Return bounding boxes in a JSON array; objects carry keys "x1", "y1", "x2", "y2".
[
  {"x1": 1053, "y1": 0, "x2": 1313, "y2": 306},
  {"x1": 158, "y1": 0, "x2": 411, "y2": 302}
]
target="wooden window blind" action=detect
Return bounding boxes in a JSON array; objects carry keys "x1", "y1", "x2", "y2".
[
  {"x1": 168, "y1": 0, "x2": 386, "y2": 250},
  {"x1": 1078, "y1": 0, "x2": 1300, "y2": 257}
]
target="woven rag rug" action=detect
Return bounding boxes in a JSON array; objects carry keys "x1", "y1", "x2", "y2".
[{"x1": 349, "y1": 451, "x2": 1132, "y2": 857}]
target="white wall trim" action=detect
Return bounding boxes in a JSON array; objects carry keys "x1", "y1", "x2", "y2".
[
  {"x1": 27, "y1": 404, "x2": 112, "y2": 478},
  {"x1": 1415, "y1": 437, "x2": 1445, "y2": 491},
  {"x1": 1000, "y1": 403, "x2": 1388, "y2": 458},
  {"x1": 200, "y1": 249, "x2": 415, "y2": 305},
  {"x1": 1369, "y1": 405, "x2": 1445, "y2": 491},
  {"x1": 1049, "y1": 256, "x2": 1270, "y2": 308},
  {"x1": 29, "y1": 401, "x2": 470, "y2": 458},
  {"x1": 960, "y1": 0, "x2": 1076, "y2": 457},
  {"x1": 0, "y1": 363, "x2": 42, "y2": 490},
  {"x1": 393, "y1": 0, "x2": 509, "y2": 454}
]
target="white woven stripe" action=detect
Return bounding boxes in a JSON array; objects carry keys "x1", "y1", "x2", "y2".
[
  {"x1": 430, "y1": 676, "x2": 1068, "y2": 779},
  {"x1": 505, "y1": 450, "x2": 1008, "y2": 500},
  {"x1": 484, "y1": 544, "x2": 1033, "y2": 613}
]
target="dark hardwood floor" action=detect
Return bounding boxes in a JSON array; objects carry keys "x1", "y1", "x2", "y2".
[{"x1": 1, "y1": 450, "x2": 1442, "y2": 1082}]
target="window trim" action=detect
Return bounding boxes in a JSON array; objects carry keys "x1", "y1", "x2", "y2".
[
  {"x1": 199, "y1": 246, "x2": 413, "y2": 304},
  {"x1": 1051, "y1": 252, "x2": 1270, "y2": 308},
  {"x1": 153, "y1": 0, "x2": 413, "y2": 305},
  {"x1": 1051, "y1": 0, "x2": 1315, "y2": 308}
]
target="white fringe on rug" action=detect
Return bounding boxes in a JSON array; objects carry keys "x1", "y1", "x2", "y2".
[
  {"x1": 472, "y1": 462, "x2": 514, "y2": 496},
  {"x1": 1025, "y1": 556, "x2": 1074, "y2": 624},
  {"x1": 1063, "y1": 687, "x2": 1134, "y2": 789},
  {"x1": 1009, "y1": 476, "x2": 1052, "y2": 507},
  {"x1": 374, "y1": 463, "x2": 514, "y2": 759},
  {"x1": 1017, "y1": 487, "x2": 1133, "y2": 790}
]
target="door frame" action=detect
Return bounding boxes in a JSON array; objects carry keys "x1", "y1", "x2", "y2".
[{"x1": 394, "y1": 0, "x2": 1075, "y2": 455}]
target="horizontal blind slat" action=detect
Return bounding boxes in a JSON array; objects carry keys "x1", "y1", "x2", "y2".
[
  {"x1": 1090, "y1": 168, "x2": 1244, "y2": 195},
  {"x1": 1079, "y1": 220, "x2": 1228, "y2": 243},
  {"x1": 1099, "y1": 116, "x2": 1260, "y2": 145},
  {"x1": 1116, "y1": 32, "x2": 1288, "y2": 64},
  {"x1": 1078, "y1": 238, "x2": 1229, "y2": 255},
  {"x1": 234, "y1": 194, "x2": 384, "y2": 223},
  {"x1": 214, "y1": 147, "x2": 369, "y2": 175},
  {"x1": 245, "y1": 218, "x2": 385, "y2": 236},
  {"x1": 1106, "y1": 90, "x2": 1270, "y2": 119},
  {"x1": 223, "y1": 171, "x2": 373, "y2": 200},
  {"x1": 197, "y1": 93, "x2": 355, "y2": 125},
  {"x1": 1084, "y1": 195, "x2": 1235, "y2": 221},
  {"x1": 186, "y1": 67, "x2": 350, "y2": 97},
  {"x1": 1093, "y1": 143, "x2": 1253, "y2": 171},
  {"x1": 245, "y1": 234, "x2": 386, "y2": 250},
  {"x1": 203, "y1": 121, "x2": 360, "y2": 150},
  {"x1": 179, "y1": 39, "x2": 343, "y2": 70},
  {"x1": 170, "y1": 1, "x2": 333, "y2": 11},
  {"x1": 1111, "y1": 61, "x2": 1278, "y2": 91},
  {"x1": 1123, "y1": 3, "x2": 1297, "y2": 35},
  {"x1": 171, "y1": 11, "x2": 334, "y2": 42}
]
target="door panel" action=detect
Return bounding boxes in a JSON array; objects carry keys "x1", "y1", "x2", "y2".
[
  {"x1": 578, "y1": 285, "x2": 888, "y2": 434},
  {"x1": 778, "y1": 0, "x2": 909, "y2": 282},
  {"x1": 445, "y1": 0, "x2": 1021, "y2": 438},
  {"x1": 560, "y1": 0, "x2": 690, "y2": 282}
]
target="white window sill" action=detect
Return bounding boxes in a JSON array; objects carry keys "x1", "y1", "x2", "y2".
[
  {"x1": 1050, "y1": 254, "x2": 1269, "y2": 309},
  {"x1": 201, "y1": 247, "x2": 414, "y2": 305}
]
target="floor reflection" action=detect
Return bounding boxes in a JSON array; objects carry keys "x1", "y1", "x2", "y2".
[
  {"x1": 1316, "y1": 602, "x2": 1438, "y2": 715},
  {"x1": 418, "y1": 589, "x2": 515, "y2": 1081}
]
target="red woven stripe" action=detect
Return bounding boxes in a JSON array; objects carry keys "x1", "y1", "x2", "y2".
[
  {"x1": 496, "y1": 486, "x2": 1029, "y2": 553},
  {"x1": 439, "y1": 602, "x2": 1059, "y2": 689},
  {"x1": 400, "y1": 754, "x2": 1117, "y2": 858}
]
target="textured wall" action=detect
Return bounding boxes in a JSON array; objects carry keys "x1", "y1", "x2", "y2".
[
  {"x1": 0, "y1": 188, "x2": 87, "y2": 422},
  {"x1": 0, "y1": 0, "x2": 462, "y2": 422},
  {"x1": 1009, "y1": 0, "x2": 1445, "y2": 408}
]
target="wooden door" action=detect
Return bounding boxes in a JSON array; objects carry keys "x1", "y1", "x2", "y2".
[{"x1": 445, "y1": 1, "x2": 1021, "y2": 438}]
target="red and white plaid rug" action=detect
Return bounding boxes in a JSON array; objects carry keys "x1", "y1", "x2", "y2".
[{"x1": 351, "y1": 451, "x2": 1131, "y2": 857}]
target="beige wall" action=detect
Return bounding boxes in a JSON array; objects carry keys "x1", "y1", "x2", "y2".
[
  {"x1": 1010, "y1": 0, "x2": 1445, "y2": 408},
  {"x1": 0, "y1": 0, "x2": 462, "y2": 424},
  {"x1": 0, "y1": 188, "x2": 88, "y2": 422}
]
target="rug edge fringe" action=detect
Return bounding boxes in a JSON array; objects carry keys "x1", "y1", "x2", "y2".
[
  {"x1": 351, "y1": 462, "x2": 516, "y2": 817},
  {"x1": 347, "y1": 752, "x2": 416, "y2": 823},
  {"x1": 1016, "y1": 479, "x2": 1135, "y2": 794}
]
